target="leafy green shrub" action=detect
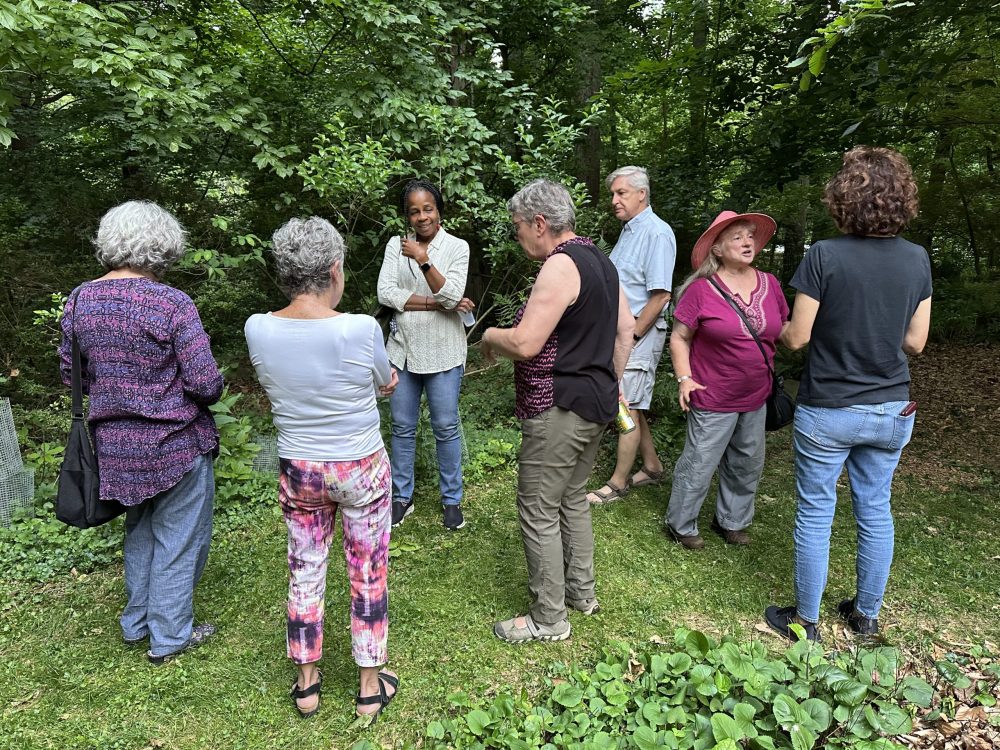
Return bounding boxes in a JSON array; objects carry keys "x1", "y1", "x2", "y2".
[
  {"x1": 930, "y1": 280, "x2": 1000, "y2": 343},
  {"x1": 421, "y1": 629, "x2": 936, "y2": 750},
  {"x1": 0, "y1": 503, "x2": 122, "y2": 582}
]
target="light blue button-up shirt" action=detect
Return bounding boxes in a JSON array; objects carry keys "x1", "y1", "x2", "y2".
[{"x1": 609, "y1": 205, "x2": 677, "y2": 316}]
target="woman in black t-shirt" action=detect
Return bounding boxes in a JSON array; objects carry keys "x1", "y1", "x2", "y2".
[{"x1": 765, "y1": 147, "x2": 932, "y2": 642}]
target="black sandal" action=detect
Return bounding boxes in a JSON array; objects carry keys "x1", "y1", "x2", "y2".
[
  {"x1": 290, "y1": 670, "x2": 323, "y2": 719},
  {"x1": 355, "y1": 670, "x2": 399, "y2": 724}
]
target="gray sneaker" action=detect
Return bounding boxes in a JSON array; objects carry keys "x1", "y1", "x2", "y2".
[
  {"x1": 567, "y1": 597, "x2": 601, "y2": 615},
  {"x1": 148, "y1": 622, "x2": 216, "y2": 665},
  {"x1": 493, "y1": 613, "x2": 571, "y2": 643}
]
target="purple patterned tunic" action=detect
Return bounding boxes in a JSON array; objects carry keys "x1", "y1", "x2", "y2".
[{"x1": 59, "y1": 278, "x2": 223, "y2": 505}]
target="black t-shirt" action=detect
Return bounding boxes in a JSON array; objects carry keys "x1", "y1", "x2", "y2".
[{"x1": 790, "y1": 234, "x2": 932, "y2": 407}]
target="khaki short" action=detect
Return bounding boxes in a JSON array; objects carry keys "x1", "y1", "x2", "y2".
[{"x1": 622, "y1": 321, "x2": 667, "y2": 410}]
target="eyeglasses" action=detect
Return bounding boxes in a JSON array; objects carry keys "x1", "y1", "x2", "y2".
[{"x1": 510, "y1": 219, "x2": 524, "y2": 239}]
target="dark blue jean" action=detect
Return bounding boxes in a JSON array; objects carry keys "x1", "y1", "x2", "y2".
[
  {"x1": 121, "y1": 453, "x2": 215, "y2": 656},
  {"x1": 792, "y1": 402, "x2": 915, "y2": 623},
  {"x1": 388, "y1": 364, "x2": 464, "y2": 506}
]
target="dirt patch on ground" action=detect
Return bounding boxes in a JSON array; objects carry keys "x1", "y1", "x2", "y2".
[{"x1": 898, "y1": 342, "x2": 1000, "y2": 490}]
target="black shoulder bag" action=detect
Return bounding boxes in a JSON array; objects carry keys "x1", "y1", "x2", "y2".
[
  {"x1": 56, "y1": 289, "x2": 127, "y2": 528},
  {"x1": 707, "y1": 277, "x2": 796, "y2": 431}
]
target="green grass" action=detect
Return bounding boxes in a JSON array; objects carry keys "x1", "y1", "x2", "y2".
[{"x1": 2, "y1": 427, "x2": 998, "y2": 750}]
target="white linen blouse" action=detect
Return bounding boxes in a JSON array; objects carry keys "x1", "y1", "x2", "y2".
[{"x1": 376, "y1": 226, "x2": 470, "y2": 374}]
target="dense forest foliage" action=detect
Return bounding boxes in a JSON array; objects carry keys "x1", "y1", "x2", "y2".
[{"x1": 1, "y1": 0, "x2": 998, "y2": 402}]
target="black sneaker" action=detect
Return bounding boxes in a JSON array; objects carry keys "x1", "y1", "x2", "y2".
[
  {"x1": 837, "y1": 597, "x2": 879, "y2": 635},
  {"x1": 148, "y1": 622, "x2": 216, "y2": 665},
  {"x1": 391, "y1": 499, "x2": 414, "y2": 528},
  {"x1": 764, "y1": 605, "x2": 820, "y2": 642},
  {"x1": 442, "y1": 504, "x2": 465, "y2": 530}
]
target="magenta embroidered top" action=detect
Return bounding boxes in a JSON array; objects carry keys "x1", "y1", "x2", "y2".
[
  {"x1": 672, "y1": 270, "x2": 789, "y2": 412},
  {"x1": 59, "y1": 279, "x2": 223, "y2": 505}
]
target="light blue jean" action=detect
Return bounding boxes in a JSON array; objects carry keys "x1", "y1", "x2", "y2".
[
  {"x1": 389, "y1": 364, "x2": 464, "y2": 506},
  {"x1": 121, "y1": 453, "x2": 215, "y2": 656},
  {"x1": 792, "y1": 401, "x2": 915, "y2": 623}
]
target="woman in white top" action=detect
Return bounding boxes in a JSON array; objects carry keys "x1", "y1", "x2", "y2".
[
  {"x1": 245, "y1": 218, "x2": 399, "y2": 723},
  {"x1": 377, "y1": 180, "x2": 476, "y2": 531}
]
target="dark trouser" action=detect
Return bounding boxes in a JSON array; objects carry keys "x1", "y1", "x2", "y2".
[{"x1": 517, "y1": 407, "x2": 606, "y2": 625}]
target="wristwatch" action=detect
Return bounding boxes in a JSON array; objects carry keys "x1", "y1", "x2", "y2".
[
  {"x1": 677, "y1": 375, "x2": 692, "y2": 384},
  {"x1": 420, "y1": 261, "x2": 433, "y2": 274}
]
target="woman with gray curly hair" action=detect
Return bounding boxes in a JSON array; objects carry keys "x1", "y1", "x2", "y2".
[
  {"x1": 58, "y1": 200, "x2": 224, "y2": 665},
  {"x1": 245, "y1": 217, "x2": 400, "y2": 722},
  {"x1": 482, "y1": 180, "x2": 634, "y2": 643}
]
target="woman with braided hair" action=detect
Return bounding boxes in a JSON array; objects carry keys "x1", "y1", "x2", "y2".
[{"x1": 377, "y1": 180, "x2": 476, "y2": 531}]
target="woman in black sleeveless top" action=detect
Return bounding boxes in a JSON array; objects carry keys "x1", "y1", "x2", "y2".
[{"x1": 482, "y1": 179, "x2": 634, "y2": 643}]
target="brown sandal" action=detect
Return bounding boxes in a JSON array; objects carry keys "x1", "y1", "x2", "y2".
[
  {"x1": 586, "y1": 480, "x2": 629, "y2": 505},
  {"x1": 630, "y1": 466, "x2": 665, "y2": 487}
]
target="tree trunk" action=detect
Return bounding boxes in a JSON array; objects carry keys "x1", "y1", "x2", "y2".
[
  {"x1": 910, "y1": 131, "x2": 950, "y2": 263},
  {"x1": 781, "y1": 175, "x2": 809, "y2": 283},
  {"x1": 949, "y1": 143, "x2": 982, "y2": 280}
]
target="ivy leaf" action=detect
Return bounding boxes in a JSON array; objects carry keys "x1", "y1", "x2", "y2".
[
  {"x1": 935, "y1": 660, "x2": 973, "y2": 689},
  {"x1": 711, "y1": 713, "x2": 744, "y2": 742},
  {"x1": 789, "y1": 723, "x2": 818, "y2": 750},
  {"x1": 734, "y1": 703, "x2": 759, "y2": 737},
  {"x1": 800, "y1": 698, "x2": 833, "y2": 732},
  {"x1": 833, "y1": 678, "x2": 869, "y2": 706},
  {"x1": 633, "y1": 725, "x2": 659, "y2": 750},
  {"x1": 685, "y1": 630, "x2": 711, "y2": 657},
  {"x1": 551, "y1": 683, "x2": 583, "y2": 708},
  {"x1": 875, "y1": 702, "x2": 912, "y2": 734},
  {"x1": 900, "y1": 676, "x2": 934, "y2": 707},
  {"x1": 465, "y1": 709, "x2": 491, "y2": 736}
]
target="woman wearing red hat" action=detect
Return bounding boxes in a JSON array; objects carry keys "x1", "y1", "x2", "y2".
[{"x1": 664, "y1": 211, "x2": 789, "y2": 549}]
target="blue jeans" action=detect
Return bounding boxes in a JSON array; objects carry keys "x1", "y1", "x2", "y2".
[
  {"x1": 792, "y1": 402, "x2": 915, "y2": 623},
  {"x1": 121, "y1": 453, "x2": 215, "y2": 656},
  {"x1": 389, "y1": 364, "x2": 464, "y2": 506}
]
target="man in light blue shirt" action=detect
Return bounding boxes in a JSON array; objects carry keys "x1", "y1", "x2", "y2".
[{"x1": 588, "y1": 166, "x2": 676, "y2": 504}]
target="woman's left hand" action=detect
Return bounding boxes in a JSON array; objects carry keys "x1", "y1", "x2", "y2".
[
  {"x1": 378, "y1": 368, "x2": 399, "y2": 397},
  {"x1": 456, "y1": 297, "x2": 476, "y2": 313}
]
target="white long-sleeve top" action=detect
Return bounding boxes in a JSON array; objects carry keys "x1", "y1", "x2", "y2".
[
  {"x1": 244, "y1": 312, "x2": 392, "y2": 461},
  {"x1": 376, "y1": 226, "x2": 469, "y2": 373}
]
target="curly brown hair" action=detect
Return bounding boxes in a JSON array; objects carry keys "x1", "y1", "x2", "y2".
[{"x1": 822, "y1": 146, "x2": 919, "y2": 236}]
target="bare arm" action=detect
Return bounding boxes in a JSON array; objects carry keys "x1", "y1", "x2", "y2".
[
  {"x1": 902, "y1": 297, "x2": 932, "y2": 355},
  {"x1": 482, "y1": 254, "x2": 579, "y2": 361},
  {"x1": 780, "y1": 292, "x2": 821, "y2": 351},
  {"x1": 669, "y1": 322, "x2": 707, "y2": 412},
  {"x1": 633, "y1": 289, "x2": 670, "y2": 339},
  {"x1": 614, "y1": 285, "x2": 636, "y2": 380}
]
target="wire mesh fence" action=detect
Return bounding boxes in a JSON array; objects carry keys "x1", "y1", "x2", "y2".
[
  {"x1": 251, "y1": 432, "x2": 280, "y2": 475},
  {"x1": 0, "y1": 398, "x2": 35, "y2": 527}
]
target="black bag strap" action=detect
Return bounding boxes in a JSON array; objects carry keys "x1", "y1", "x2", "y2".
[
  {"x1": 707, "y1": 276, "x2": 775, "y2": 379},
  {"x1": 68, "y1": 287, "x2": 86, "y2": 421}
]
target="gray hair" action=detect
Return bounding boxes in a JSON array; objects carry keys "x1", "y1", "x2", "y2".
[
  {"x1": 507, "y1": 179, "x2": 576, "y2": 234},
  {"x1": 605, "y1": 165, "x2": 650, "y2": 200},
  {"x1": 270, "y1": 217, "x2": 345, "y2": 297},
  {"x1": 94, "y1": 201, "x2": 187, "y2": 278}
]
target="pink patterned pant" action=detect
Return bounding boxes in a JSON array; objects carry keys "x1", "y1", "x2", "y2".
[{"x1": 278, "y1": 448, "x2": 391, "y2": 667}]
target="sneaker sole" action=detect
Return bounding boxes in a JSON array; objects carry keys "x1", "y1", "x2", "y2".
[
  {"x1": 494, "y1": 627, "x2": 572, "y2": 644},
  {"x1": 391, "y1": 504, "x2": 414, "y2": 528},
  {"x1": 444, "y1": 520, "x2": 466, "y2": 530}
]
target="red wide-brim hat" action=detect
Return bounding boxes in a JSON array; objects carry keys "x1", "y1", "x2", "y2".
[{"x1": 690, "y1": 211, "x2": 777, "y2": 269}]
